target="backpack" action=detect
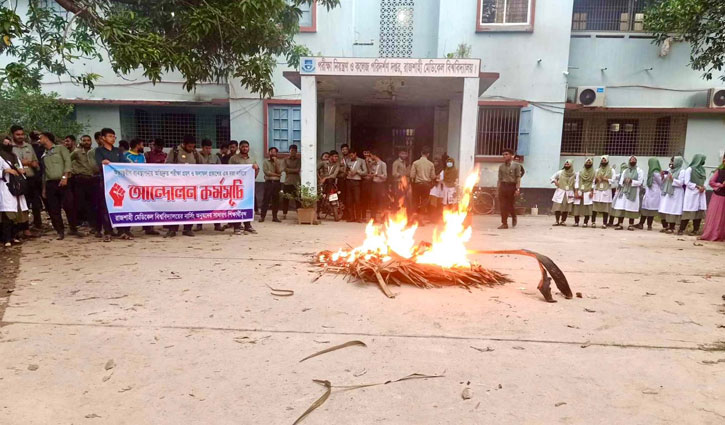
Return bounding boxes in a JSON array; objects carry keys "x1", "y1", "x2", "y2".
[{"x1": 2, "y1": 156, "x2": 29, "y2": 197}]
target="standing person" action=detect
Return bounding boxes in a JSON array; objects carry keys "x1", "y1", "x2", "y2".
[
  {"x1": 409, "y1": 147, "x2": 435, "y2": 224},
  {"x1": 229, "y1": 140, "x2": 259, "y2": 235},
  {"x1": 317, "y1": 150, "x2": 340, "y2": 220},
  {"x1": 281, "y1": 144, "x2": 301, "y2": 219},
  {"x1": 431, "y1": 157, "x2": 459, "y2": 223},
  {"x1": 592, "y1": 155, "x2": 614, "y2": 228},
  {"x1": 497, "y1": 148, "x2": 522, "y2": 229},
  {"x1": 70, "y1": 134, "x2": 97, "y2": 232},
  {"x1": 701, "y1": 153, "x2": 725, "y2": 241},
  {"x1": 572, "y1": 157, "x2": 595, "y2": 227},
  {"x1": 361, "y1": 151, "x2": 376, "y2": 220},
  {"x1": 345, "y1": 148, "x2": 368, "y2": 223},
  {"x1": 95, "y1": 128, "x2": 130, "y2": 241},
  {"x1": 118, "y1": 140, "x2": 129, "y2": 156},
  {"x1": 145, "y1": 139, "x2": 167, "y2": 164},
  {"x1": 227, "y1": 140, "x2": 239, "y2": 159},
  {"x1": 551, "y1": 159, "x2": 575, "y2": 226},
  {"x1": 680, "y1": 154, "x2": 708, "y2": 235},
  {"x1": 338, "y1": 144, "x2": 350, "y2": 219},
  {"x1": 39, "y1": 132, "x2": 82, "y2": 240},
  {"x1": 216, "y1": 142, "x2": 229, "y2": 164},
  {"x1": 63, "y1": 135, "x2": 76, "y2": 153},
  {"x1": 611, "y1": 156, "x2": 644, "y2": 231},
  {"x1": 163, "y1": 135, "x2": 200, "y2": 237},
  {"x1": 658, "y1": 156, "x2": 686, "y2": 234},
  {"x1": 124, "y1": 139, "x2": 160, "y2": 236},
  {"x1": 1, "y1": 135, "x2": 29, "y2": 247},
  {"x1": 199, "y1": 139, "x2": 220, "y2": 165},
  {"x1": 368, "y1": 154, "x2": 388, "y2": 221},
  {"x1": 635, "y1": 158, "x2": 663, "y2": 231},
  {"x1": 321, "y1": 152, "x2": 330, "y2": 162},
  {"x1": 392, "y1": 148, "x2": 411, "y2": 210},
  {"x1": 10, "y1": 125, "x2": 42, "y2": 232},
  {"x1": 260, "y1": 147, "x2": 283, "y2": 223},
  {"x1": 608, "y1": 163, "x2": 627, "y2": 227},
  {"x1": 514, "y1": 155, "x2": 526, "y2": 178}
]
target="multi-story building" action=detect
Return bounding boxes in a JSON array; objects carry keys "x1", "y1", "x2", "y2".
[{"x1": 10, "y1": 0, "x2": 725, "y2": 205}]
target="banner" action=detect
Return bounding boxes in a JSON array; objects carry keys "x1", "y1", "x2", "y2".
[{"x1": 102, "y1": 163, "x2": 255, "y2": 227}]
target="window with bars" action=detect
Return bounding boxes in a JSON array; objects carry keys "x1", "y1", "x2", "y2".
[
  {"x1": 267, "y1": 104, "x2": 301, "y2": 153},
  {"x1": 380, "y1": 0, "x2": 414, "y2": 58},
  {"x1": 571, "y1": 0, "x2": 649, "y2": 32},
  {"x1": 119, "y1": 106, "x2": 230, "y2": 148},
  {"x1": 560, "y1": 113, "x2": 687, "y2": 157},
  {"x1": 476, "y1": 107, "x2": 521, "y2": 156},
  {"x1": 479, "y1": 0, "x2": 531, "y2": 25}
]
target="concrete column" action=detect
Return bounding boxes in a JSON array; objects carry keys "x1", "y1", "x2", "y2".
[
  {"x1": 459, "y1": 77, "x2": 480, "y2": 179},
  {"x1": 447, "y1": 98, "x2": 462, "y2": 166},
  {"x1": 323, "y1": 98, "x2": 336, "y2": 154},
  {"x1": 301, "y1": 75, "x2": 318, "y2": 188}
]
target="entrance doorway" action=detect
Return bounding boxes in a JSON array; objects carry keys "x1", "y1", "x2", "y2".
[{"x1": 350, "y1": 105, "x2": 434, "y2": 165}]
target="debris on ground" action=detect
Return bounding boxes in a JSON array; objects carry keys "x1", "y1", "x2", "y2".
[
  {"x1": 27, "y1": 364, "x2": 39, "y2": 371},
  {"x1": 299, "y1": 340, "x2": 367, "y2": 363},
  {"x1": 104, "y1": 359, "x2": 115, "y2": 370},
  {"x1": 461, "y1": 387, "x2": 472, "y2": 400}
]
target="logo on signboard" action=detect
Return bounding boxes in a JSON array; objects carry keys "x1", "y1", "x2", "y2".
[
  {"x1": 109, "y1": 183, "x2": 126, "y2": 208},
  {"x1": 301, "y1": 58, "x2": 315, "y2": 73}
]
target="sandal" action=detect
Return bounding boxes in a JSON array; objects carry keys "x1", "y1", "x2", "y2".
[
  {"x1": 614, "y1": 225, "x2": 624, "y2": 230},
  {"x1": 103, "y1": 235, "x2": 112, "y2": 242},
  {"x1": 233, "y1": 229, "x2": 243, "y2": 235},
  {"x1": 3, "y1": 242, "x2": 11, "y2": 248},
  {"x1": 118, "y1": 233, "x2": 132, "y2": 240},
  {"x1": 627, "y1": 225, "x2": 635, "y2": 231}
]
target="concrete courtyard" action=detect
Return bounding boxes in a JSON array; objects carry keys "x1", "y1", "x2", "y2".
[{"x1": 0, "y1": 215, "x2": 724, "y2": 424}]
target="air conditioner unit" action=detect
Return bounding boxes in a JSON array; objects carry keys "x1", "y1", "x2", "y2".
[
  {"x1": 575, "y1": 86, "x2": 606, "y2": 107},
  {"x1": 708, "y1": 88, "x2": 725, "y2": 108}
]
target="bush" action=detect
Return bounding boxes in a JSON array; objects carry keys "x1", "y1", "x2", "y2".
[{"x1": 0, "y1": 87, "x2": 85, "y2": 138}]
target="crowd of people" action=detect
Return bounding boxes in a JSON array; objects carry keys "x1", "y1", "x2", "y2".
[{"x1": 548, "y1": 153, "x2": 725, "y2": 241}]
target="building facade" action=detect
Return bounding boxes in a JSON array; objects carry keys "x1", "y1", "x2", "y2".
[{"x1": 10, "y1": 0, "x2": 725, "y2": 205}]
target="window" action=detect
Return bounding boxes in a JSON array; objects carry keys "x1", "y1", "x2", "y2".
[
  {"x1": 559, "y1": 112, "x2": 687, "y2": 156},
  {"x1": 119, "y1": 106, "x2": 230, "y2": 148},
  {"x1": 380, "y1": 0, "x2": 415, "y2": 58},
  {"x1": 571, "y1": 0, "x2": 648, "y2": 32},
  {"x1": 477, "y1": 0, "x2": 533, "y2": 32},
  {"x1": 267, "y1": 104, "x2": 301, "y2": 153},
  {"x1": 476, "y1": 107, "x2": 520, "y2": 156},
  {"x1": 289, "y1": 0, "x2": 316, "y2": 32}
]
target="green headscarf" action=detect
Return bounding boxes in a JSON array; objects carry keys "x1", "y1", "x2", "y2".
[
  {"x1": 578, "y1": 157, "x2": 595, "y2": 191},
  {"x1": 595, "y1": 155, "x2": 613, "y2": 191},
  {"x1": 718, "y1": 153, "x2": 725, "y2": 171},
  {"x1": 662, "y1": 156, "x2": 685, "y2": 196},
  {"x1": 559, "y1": 159, "x2": 575, "y2": 190},
  {"x1": 620, "y1": 157, "x2": 639, "y2": 202},
  {"x1": 688, "y1": 154, "x2": 707, "y2": 186},
  {"x1": 646, "y1": 158, "x2": 662, "y2": 188}
]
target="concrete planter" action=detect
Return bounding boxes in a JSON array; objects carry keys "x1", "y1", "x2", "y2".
[{"x1": 297, "y1": 208, "x2": 316, "y2": 224}]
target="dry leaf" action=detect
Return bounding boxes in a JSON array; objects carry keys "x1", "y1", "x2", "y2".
[
  {"x1": 299, "y1": 340, "x2": 367, "y2": 363},
  {"x1": 461, "y1": 387, "x2": 472, "y2": 400},
  {"x1": 104, "y1": 359, "x2": 115, "y2": 370},
  {"x1": 265, "y1": 284, "x2": 294, "y2": 297},
  {"x1": 293, "y1": 380, "x2": 331, "y2": 425}
]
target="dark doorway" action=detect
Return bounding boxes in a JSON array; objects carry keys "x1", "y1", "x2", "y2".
[{"x1": 350, "y1": 105, "x2": 435, "y2": 162}]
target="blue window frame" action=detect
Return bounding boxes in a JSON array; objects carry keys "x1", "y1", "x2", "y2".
[{"x1": 268, "y1": 104, "x2": 301, "y2": 153}]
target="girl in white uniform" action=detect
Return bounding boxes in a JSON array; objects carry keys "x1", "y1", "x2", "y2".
[
  {"x1": 658, "y1": 156, "x2": 686, "y2": 234},
  {"x1": 592, "y1": 155, "x2": 616, "y2": 228},
  {"x1": 1, "y1": 136, "x2": 29, "y2": 247},
  {"x1": 612, "y1": 156, "x2": 644, "y2": 231},
  {"x1": 551, "y1": 159, "x2": 575, "y2": 226},
  {"x1": 572, "y1": 157, "x2": 595, "y2": 227},
  {"x1": 635, "y1": 158, "x2": 663, "y2": 231},
  {"x1": 680, "y1": 154, "x2": 708, "y2": 235}
]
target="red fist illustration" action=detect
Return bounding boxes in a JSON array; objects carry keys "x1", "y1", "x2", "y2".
[{"x1": 109, "y1": 183, "x2": 126, "y2": 208}]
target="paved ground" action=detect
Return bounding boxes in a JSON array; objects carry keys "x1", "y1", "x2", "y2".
[{"x1": 1, "y1": 215, "x2": 724, "y2": 424}]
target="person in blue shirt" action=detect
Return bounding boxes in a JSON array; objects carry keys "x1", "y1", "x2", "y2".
[
  {"x1": 124, "y1": 139, "x2": 160, "y2": 236},
  {"x1": 95, "y1": 128, "x2": 131, "y2": 242}
]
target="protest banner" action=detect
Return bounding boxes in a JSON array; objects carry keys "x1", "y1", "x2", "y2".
[{"x1": 102, "y1": 163, "x2": 255, "y2": 227}]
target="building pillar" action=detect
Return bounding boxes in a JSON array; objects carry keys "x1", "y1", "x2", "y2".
[
  {"x1": 447, "y1": 97, "x2": 462, "y2": 166},
  {"x1": 301, "y1": 75, "x2": 318, "y2": 188},
  {"x1": 459, "y1": 77, "x2": 480, "y2": 179},
  {"x1": 323, "y1": 98, "x2": 336, "y2": 154}
]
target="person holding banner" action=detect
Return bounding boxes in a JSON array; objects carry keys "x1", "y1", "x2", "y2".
[
  {"x1": 196, "y1": 139, "x2": 223, "y2": 232},
  {"x1": 229, "y1": 140, "x2": 259, "y2": 235},
  {"x1": 260, "y1": 147, "x2": 284, "y2": 223},
  {"x1": 123, "y1": 139, "x2": 160, "y2": 236},
  {"x1": 95, "y1": 128, "x2": 130, "y2": 242},
  {"x1": 164, "y1": 135, "x2": 200, "y2": 237}
]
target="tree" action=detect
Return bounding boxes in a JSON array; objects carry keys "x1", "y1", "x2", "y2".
[
  {"x1": 0, "y1": 0, "x2": 339, "y2": 97},
  {"x1": 645, "y1": 0, "x2": 725, "y2": 82},
  {"x1": 0, "y1": 86, "x2": 86, "y2": 137}
]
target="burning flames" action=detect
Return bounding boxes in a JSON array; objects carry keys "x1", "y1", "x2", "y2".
[{"x1": 320, "y1": 171, "x2": 480, "y2": 269}]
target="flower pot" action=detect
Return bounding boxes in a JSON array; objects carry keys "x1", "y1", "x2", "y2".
[
  {"x1": 297, "y1": 208, "x2": 317, "y2": 224},
  {"x1": 515, "y1": 206, "x2": 527, "y2": 215}
]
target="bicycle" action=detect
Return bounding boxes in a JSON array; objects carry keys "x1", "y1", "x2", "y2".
[{"x1": 471, "y1": 186, "x2": 496, "y2": 215}]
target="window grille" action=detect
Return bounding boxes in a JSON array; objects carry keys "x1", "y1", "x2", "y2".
[
  {"x1": 119, "y1": 106, "x2": 230, "y2": 148},
  {"x1": 267, "y1": 104, "x2": 301, "y2": 153},
  {"x1": 571, "y1": 0, "x2": 648, "y2": 32},
  {"x1": 560, "y1": 112, "x2": 687, "y2": 157},
  {"x1": 476, "y1": 107, "x2": 520, "y2": 156},
  {"x1": 380, "y1": 0, "x2": 414, "y2": 58},
  {"x1": 480, "y1": 0, "x2": 531, "y2": 25}
]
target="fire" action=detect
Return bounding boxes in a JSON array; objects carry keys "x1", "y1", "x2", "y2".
[{"x1": 320, "y1": 170, "x2": 480, "y2": 269}]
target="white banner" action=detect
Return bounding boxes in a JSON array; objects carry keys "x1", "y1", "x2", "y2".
[
  {"x1": 102, "y1": 163, "x2": 255, "y2": 227},
  {"x1": 299, "y1": 57, "x2": 480, "y2": 78}
]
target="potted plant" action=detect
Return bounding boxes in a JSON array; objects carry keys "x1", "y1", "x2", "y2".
[
  {"x1": 284, "y1": 183, "x2": 321, "y2": 224},
  {"x1": 515, "y1": 193, "x2": 528, "y2": 215}
]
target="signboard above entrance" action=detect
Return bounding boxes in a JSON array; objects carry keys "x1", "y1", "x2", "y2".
[{"x1": 300, "y1": 57, "x2": 480, "y2": 78}]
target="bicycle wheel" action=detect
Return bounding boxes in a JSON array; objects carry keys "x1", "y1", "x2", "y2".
[{"x1": 472, "y1": 191, "x2": 495, "y2": 215}]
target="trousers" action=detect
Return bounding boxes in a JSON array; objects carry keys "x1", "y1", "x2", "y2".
[
  {"x1": 498, "y1": 182, "x2": 517, "y2": 224},
  {"x1": 45, "y1": 180, "x2": 77, "y2": 234},
  {"x1": 72, "y1": 175, "x2": 97, "y2": 229},
  {"x1": 261, "y1": 180, "x2": 281, "y2": 219}
]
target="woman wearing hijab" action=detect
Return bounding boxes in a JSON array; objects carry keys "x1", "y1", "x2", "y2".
[
  {"x1": 592, "y1": 155, "x2": 615, "y2": 228},
  {"x1": 635, "y1": 158, "x2": 663, "y2": 230},
  {"x1": 658, "y1": 156, "x2": 686, "y2": 234},
  {"x1": 1, "y1": 135, "x2": 30, "y2": 247},
  {"x1": 608, "y1": 162, "x2": 628, "y2": 226},
  {"x1": 680, "y1": 154, "x2": 708, "y2": 235},
  {"x1": 701, "y1": 153, "x2": 725, "y2": 241},
  {"x1": 611, "y1": 156, "x2": 644, "y2": 231},
  {"x1": 572, "y1": 157, "x2": 595, "y2": 227},
  {"x1": 550, "y1": 159, "x2": 575, "y2": 226}
]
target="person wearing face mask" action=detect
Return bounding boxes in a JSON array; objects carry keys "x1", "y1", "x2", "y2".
[
  {"x1": 592, "y1": 155, "x2": 615, "y2": 228},
  {"x1": 572, "y1": 157, "x2": 595, "y2": 227},
  {"x1": 635, "y1": 158, "x2": 663, "y2": 231},
  {"x1": 551, "y1": 159, "x2": 575, "y2": 226},
  {"x1": 435, "y1": 157, "x2": 459, "y2": 222},
  {"x1": 658, "y1": 156, "x2": 686, "y2": 234},
  {"x1": 680, "y1": 154, "x2": 708, "y2": 235},
  {"x1": 611, "y1": 156, "x2": 644, "y2": 230},
  {"x1": 1, "y1": 135, "x2": 29, "y2": 247}
]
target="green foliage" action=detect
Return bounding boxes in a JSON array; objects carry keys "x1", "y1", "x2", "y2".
[
  {"x1": 0, "y1": 0, "x2": 339, "y2": 96},
  {"x1": 645, "y1": 0, "x2": 725, "y2": 82},
  {"x1": 283, "y1": 183, "x2": 321, "y2": 208},
  {"x1": 446, "y1": 43, "x2": 472, "y2": 59},
  {"x1": 0, "y1": 86, "x2": 85, "y2": 138}
]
